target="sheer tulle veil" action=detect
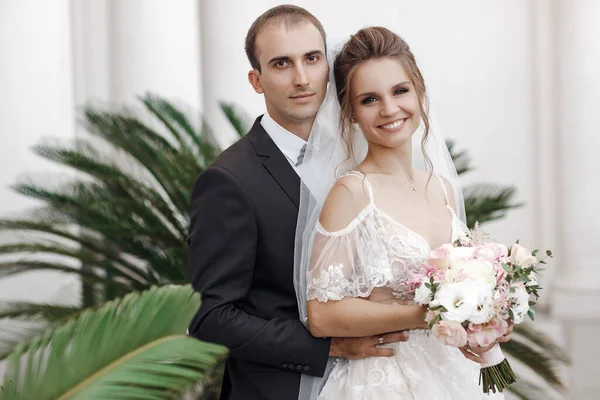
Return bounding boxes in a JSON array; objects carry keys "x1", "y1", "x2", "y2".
[{"x1": 293, "y1": 36, "x2": 467, "y2": 400}]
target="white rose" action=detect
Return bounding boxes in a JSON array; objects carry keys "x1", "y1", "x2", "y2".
[
  {"x1": 509, "y1": 285, "x2": 530, "y2": 324},
  {"x1": 414, "y1": 282, "x2": 433, "y2": 305},
  {"x1": 435, "y1": 282, "x2": 481, "y2": 323},
  {"x1": 451, "y1": 259, "x2": 497, "y2": 290},
  {"x1": 509, "y1": 243, "x2": 537, "y2": 268}
]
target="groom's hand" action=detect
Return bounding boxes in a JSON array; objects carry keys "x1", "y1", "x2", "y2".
[{"x1": 329, "y1": 332, "x2": 409, "y2": 359}]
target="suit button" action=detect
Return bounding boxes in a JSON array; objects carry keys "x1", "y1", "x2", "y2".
[
  {"x1": 281, "y1": 362, "x2": 288, "y2": 368},
  {"x1": 288, "y1": 363, "x2": 296, "y2": 370},
  {"x1": 303, "y1": 365, "x2": 311, "y2": 372},
  {"x1": 296, "y1": 364, "x2": 303, "y2": 371}
]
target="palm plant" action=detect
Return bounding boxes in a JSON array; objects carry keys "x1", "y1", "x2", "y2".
[
  {"x1": 0, "y1": 95, "x2": 567, "y2": 399},
  {"x1": 0, "y1": 95, "x2": 246, "y2": 356},
  {"x1": 445, "y1": 140, "x2": 522, "y2": 228},
  {"x1": 0, "y1": 285, "x2": 227, "y2": 399}
]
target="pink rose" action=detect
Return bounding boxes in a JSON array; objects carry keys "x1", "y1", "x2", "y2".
[
  {"x1": 426, "y1": 246, "x2": 452, "y2": 270},
  {"x1": 432, "y1": 321, "x2": 468, "y2": 347},
  {"x1": 481, "y1": 243, "x2": 509, "y2": 262},
  {"x1": 467, "y1": 325, "x2": 499, "y2": 347},
  {"x1": 467, "y1": 317, "x2": 507, "y2": 347}
]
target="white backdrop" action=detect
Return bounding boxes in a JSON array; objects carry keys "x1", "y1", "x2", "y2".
[{"x1": 1, "y1": 0, "x2": 599, "y2": 397}]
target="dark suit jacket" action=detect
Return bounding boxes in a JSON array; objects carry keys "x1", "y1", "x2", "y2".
[{"x1": 187, "y1": 117, "x2": 331, "y2": 400}]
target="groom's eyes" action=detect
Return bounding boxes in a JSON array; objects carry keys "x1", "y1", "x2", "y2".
[
  {"x1": 307, "y1": 54, "x2": 320, "y2": 63},
  {"x1": 273, "y1": 60, "x2": 290, "y2": 69}
]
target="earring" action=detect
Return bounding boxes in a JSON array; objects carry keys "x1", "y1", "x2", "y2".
[{"x1": 351, "y1": 118, "x2": 356, "y2": 124}]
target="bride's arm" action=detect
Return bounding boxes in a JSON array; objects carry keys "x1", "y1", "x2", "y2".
[
  {"x1": 308, "y1": 297, "x2": 427, "y2": 337},
  {"x1": 306, "y1": 178, "x2": 427, "y2": 338}
]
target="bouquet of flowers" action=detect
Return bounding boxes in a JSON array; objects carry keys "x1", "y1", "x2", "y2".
[{"x1": 412, "y1": 223, "x2": 552, "y2": 393}]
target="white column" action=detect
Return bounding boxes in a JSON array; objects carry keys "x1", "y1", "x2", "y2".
[
  {"x1": 70, "y1": 0, "x2": 112, "y2": 104},
  {"x1": 108, "y1": 0, "x2": 202, "y2": 110},
  {"x1": 0, "y1": 0, "x2": 79, "y2": 303},
  {"x1": 199, "y1": 0, "x2": 265, "y2": 148},
  {"x1": 552, "y1": 0, "x2": 600, "y2": 398},
  {"x1": 531, "y1": 0, "x2": 560, "y2": 309}
]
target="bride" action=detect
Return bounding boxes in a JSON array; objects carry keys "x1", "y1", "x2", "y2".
[{"x1": 294, "y1": 27, "x2": 510, "y2": 399}]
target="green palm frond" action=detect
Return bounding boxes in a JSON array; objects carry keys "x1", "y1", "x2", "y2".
[
  {"x1": 446, "y1": 139, "x2": 473, "y2": 176},
  {"x1": 220, "y1": 102, "x2": 251, "y2": 137},
  {"x1": 0, "y1": 303, "x2": 81, "y2": 322},
  {"x1": 508, "y1": 379, "x2": 562, "y2": 400},
  {"x1": 463, "y1": 184, "x2": 523, "y2": 228},
  {"x1": 502, "y1": 338, "x2": 565, "y2": 392},
  {"x1": 446, "y1": 140, "x2": 522, "y2": 229},
  {"x1": 0, "y1": 321, "x2": 52, "y2": 361},
  {"x1": 0, "y1": 285, "x2": 227, "y2": 399},
  {"x1": 514, "y1": 324, "x2": 570, "y2": 364},
  {"x1": 0, "y1": 303, "x2": 82, "y2": 360}
]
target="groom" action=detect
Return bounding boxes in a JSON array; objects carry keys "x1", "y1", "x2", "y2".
[{"x1": 187, "y1": 5, "x2": 408, "y2": 400}]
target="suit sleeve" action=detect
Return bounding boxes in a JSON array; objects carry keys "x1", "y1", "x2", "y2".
[{"x1": 187, "y1": 166, "x2": 331, "y2": 377}]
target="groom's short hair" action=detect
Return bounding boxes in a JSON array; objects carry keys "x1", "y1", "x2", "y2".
[{"x1": 245, "y1": 5, "x2": 326, "y2": 73}]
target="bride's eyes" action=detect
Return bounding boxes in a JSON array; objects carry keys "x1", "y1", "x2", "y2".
[
  {"x1": 360, "y1": 88, "x2": 409, "y2": 105},
  {"x1": 361, "y1": 97, "x2": 377, "y2": 105}
]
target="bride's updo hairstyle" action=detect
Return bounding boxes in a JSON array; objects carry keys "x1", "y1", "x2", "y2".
[{"x1": 333, "y1": 27, "x2": 432, "y2": 173}]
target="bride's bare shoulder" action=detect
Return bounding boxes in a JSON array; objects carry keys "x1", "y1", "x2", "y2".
[{"x1": 319, "y1": 174, "x2": 371, "y2": 233}]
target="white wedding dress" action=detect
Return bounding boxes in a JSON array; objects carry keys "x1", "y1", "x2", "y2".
[{"x1": 307, "y1": 171, "x2": 504, "y2": 399}]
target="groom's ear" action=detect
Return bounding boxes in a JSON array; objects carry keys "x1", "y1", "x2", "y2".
[{"x1": 248, "y1": 70, "x2": 264, "y2": 94}]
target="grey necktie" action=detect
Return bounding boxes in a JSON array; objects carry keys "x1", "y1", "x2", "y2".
[{"x1": 296, "y1": 144, "x2": 307, "y2": 166}]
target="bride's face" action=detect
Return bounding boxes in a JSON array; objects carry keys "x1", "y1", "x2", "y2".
[{"x1": 350, "y1": 57, "x2": 420, "y2": 149}]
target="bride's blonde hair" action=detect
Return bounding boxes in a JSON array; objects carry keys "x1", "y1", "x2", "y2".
[{"x1": 333, "y1": 27, "x2": 433, "y2": 175}]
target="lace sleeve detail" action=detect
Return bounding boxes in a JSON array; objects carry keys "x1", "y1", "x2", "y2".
[{"x1": 307, "y1": 208, "x2": 393, "y2": 302}]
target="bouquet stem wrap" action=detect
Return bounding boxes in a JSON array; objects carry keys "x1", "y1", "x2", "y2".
[{"x1": 479, "y1": 344, "x2": 516, "y2": 393}]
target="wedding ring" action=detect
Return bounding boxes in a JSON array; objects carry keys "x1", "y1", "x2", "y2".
[{"x1": 378, "y1": 337, "x2": 384, "y2": 345}]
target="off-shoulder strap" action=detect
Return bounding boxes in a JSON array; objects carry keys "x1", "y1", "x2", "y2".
[
  {"x1": 435, "y1": 175, "x2": 452, "y2": 209},
  {"x1": 341, "y1": 170, "x2": 375, "y2": 204}
]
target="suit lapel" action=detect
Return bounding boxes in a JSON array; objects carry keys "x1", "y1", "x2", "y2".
[{"x1": 248, "y1": 117, "x2": 300, "y2": 208}]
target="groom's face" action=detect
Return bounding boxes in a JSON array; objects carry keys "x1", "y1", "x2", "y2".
[{"x1": 249, "y1": 21, "x2": 328, "y2": 132}]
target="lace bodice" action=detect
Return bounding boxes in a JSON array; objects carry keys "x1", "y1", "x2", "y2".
[{"x1": 307, "y1": 171, "x2": 467, "y2": 303}]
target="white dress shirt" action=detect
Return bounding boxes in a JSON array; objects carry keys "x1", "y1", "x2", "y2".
[{"x1": 261, "y1": 112, "x2": 307, "y2": 170}]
